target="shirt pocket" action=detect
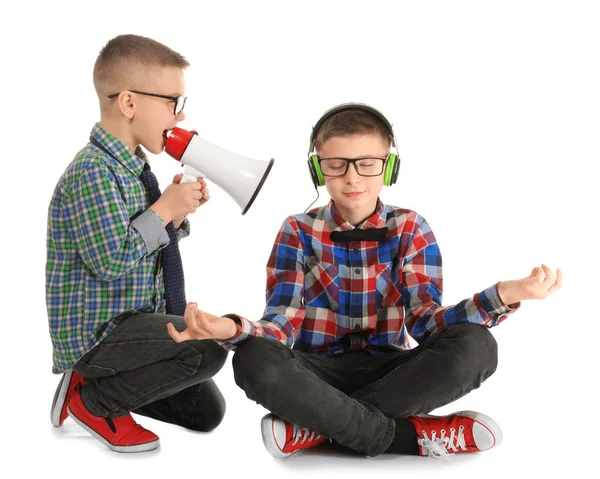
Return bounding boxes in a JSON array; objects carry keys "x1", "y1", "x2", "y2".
[
  {"x1": 380, "y1": 260, "x2": 402, "y2": 308},
  {"x1": 304, "y1": 257, "x2": 340, "y2": 311}
]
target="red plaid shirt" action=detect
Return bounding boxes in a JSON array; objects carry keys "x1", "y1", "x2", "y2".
[{"x1": 223, "y1": 199, "x2": 518, "y2": 355}]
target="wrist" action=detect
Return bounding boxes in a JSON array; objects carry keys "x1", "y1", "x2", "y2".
[
  {"x1": 173, "y1": 216, "x2": 186, "y2": 229},
  {"x1": 226, "y1": 317, "x2": 240, "y2": 340},
  {"x1": 498, "y1": 280, "x2": 520, "y2": 306},
  {"x1": 150, "y1": 202, "x2": 172, "y2": 226}
]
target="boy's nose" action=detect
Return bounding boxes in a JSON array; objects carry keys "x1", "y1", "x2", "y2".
[
  {"x1": 177, "y1": 111, "x2": 186, "y2": 122},
  {"x1": 343, "y1": 164, "x2": 362, "y2": 183}
]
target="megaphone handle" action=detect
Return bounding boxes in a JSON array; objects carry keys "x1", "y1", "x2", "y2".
[
  {"x1": 180, "y1": 164, "x2": 206, "y2": 184},
  {"x1": 180, "y1": 173, "x2": 204, "y2": 184}
]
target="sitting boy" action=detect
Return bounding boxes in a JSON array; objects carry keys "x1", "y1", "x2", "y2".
[{"x1": 168, "y1": 103, "x2": 562, "y2": 459}]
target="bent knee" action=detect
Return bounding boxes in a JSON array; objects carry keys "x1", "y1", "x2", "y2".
[
  {"x1": 447, "y1": 323, "x2": 498, "y2": 377},
  {"x1": 233, "y1": 337, "x2": 288, "y2": 394},
  {"x1": 189, "y1": 402, "x2": 226, "y2": 432},
  {"x1": 185, "y1": 380, "x2": 227, "y2": 432},
  {"x1": 184, "y1": 340, "x2": 228, "y2": 381}
]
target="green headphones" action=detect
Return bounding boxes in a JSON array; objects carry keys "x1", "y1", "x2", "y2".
[{"x1": 307, "y1": 102, "x2": 401, "y2": 188}]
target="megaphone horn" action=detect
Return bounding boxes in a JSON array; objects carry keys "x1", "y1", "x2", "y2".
[{"x1": 165, "y1": 128, "x2": 274, "y2": 215}]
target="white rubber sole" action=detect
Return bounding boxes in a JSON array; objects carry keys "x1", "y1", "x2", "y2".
[
  {"x1": 261, "y1": 414, "x2": 290, "y2": 458},
  {"x1": 50, "y1": 369, "x2": 73, "y2": 427}
]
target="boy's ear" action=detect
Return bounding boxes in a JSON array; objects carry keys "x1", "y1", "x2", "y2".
[{"x1": 116, "y1": 91, "x2": 136, "y2": 119}]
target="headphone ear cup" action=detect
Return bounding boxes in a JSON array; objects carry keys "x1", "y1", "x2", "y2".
[
  {"x1": 389, "y1": 153, "x2": 400, "y2": 185},
  {"x1": 308, "y1": 154, "x2": 325, "y2": 187},
  {"x1": 307, "y1": 158, "x2": 318, "y2": 188},
  {"x1": 383, "y1": 153, "x2": 398, "y2": 186}
]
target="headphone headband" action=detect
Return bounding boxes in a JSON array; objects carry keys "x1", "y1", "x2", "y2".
[{"x1": 308, "y1": 102, "x2": 397, "y2": 154}]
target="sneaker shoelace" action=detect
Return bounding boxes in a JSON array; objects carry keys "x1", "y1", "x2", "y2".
[
  {"x1": 291, "y1": 424, "x2": 322, "y2": 446},
  {"x1": 420, "y1": 425, "x2": 466, "y2": 459}
]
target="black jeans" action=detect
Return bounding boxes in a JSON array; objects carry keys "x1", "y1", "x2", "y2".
[
  {"x1": 73, "y1": 312, "x2": 228, "y2": 432},
  {"x1": 233, "y1": 323, "x2": 497, "y2": 456}
]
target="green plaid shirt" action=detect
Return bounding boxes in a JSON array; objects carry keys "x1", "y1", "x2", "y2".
[{"x1": 46, "y1": 123, "x2": 190, "y2": 373}]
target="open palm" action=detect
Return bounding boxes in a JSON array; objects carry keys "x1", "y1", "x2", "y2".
[{"x1": 167, "y1": 303, "x2": 235, "y2": 342}]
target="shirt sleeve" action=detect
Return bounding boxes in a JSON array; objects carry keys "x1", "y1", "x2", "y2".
[
  {"x1": 176, "y1": 217, "x2": 191, "y2": 241},
  {"x1": 62, "y1": 160, "x2": 167, "y2": 282},
  {"x1": 217, "y1": 216, "x2": 306, "y2": 350},
  {"x1": 402, "y1": 216, "x2": 520, "y2": 343},
  {"x1": 131, "y1": 210, "x2": 170, "y2": 252}
]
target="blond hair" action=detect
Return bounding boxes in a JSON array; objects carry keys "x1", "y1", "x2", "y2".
[{"x1": 93, "y1": 34, "x2": 189, "y2": 98}]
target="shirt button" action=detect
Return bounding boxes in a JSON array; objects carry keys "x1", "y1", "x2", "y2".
[
  {"x1": 354, "y1": 268, "x2": 361, "y2": 275},
  {"x1": 354, "y1": 296, "x2": 360, "y2": 302},
  {"x1": 353, "y1": 248, "x2": 359, "y2": 254},
  {"x1": 355, "y1": 324, "x2": 361, "y2": 330}
]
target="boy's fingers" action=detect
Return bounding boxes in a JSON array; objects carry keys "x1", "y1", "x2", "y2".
[
  {"x1": 184, "y1": 304, "x2": 197, "y2": 324},
  {"x1": 546, "y1": 269, "x2": 563, "y2": 295},
  {"x1": 540, "y1": 264, "x2": 555, "y2": 284},
  {"x1": 173, "y1": 173, "x2": 184, "y2": 184},
  {"x1": 534, "y1": 266, "x2": 546, "y2": 282},
  {"x1": 185, "y1": 182, "x2": 203, "y2": 191},
  {"x1": 167, "y1": 322, "x2": 183, "y2": 343},
  {"x1": 530, "y1": 267, "x2": 538, "y2": 277}
]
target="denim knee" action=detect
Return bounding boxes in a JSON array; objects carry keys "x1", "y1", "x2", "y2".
[
  {"x1": 233, "y1": 337, "x2": 288, "y2": 398},
  {"x1": 187, "y1": 385, "x2": 226, "y2": 432},
  {"x1": 187, "y1": 339, "x2": 228, "y2": 382},
  {"x1": 445, "y1": 323, "x2": 498, "y2": 380}
]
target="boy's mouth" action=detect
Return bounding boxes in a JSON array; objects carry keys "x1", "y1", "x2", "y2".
[{"x1": 163, "y1": 129, "x2": 173, "y2": 140}]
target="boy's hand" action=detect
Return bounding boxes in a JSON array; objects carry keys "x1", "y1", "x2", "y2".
[
  {"x1": 498, "y1": 264, "x2": 562, "y2": 306},
  {"x1": 169, "y1": 174, "x2": 211, "y2": 228},
  {"x1": 167, "y1": 302, "x2": 238, "y2": 342},
  {"x1": 195, "y1": 177, "x2": 210, "y2": 207},
  {"x1": 150, "y1": 175, "x2": 210, "y2": 225}
]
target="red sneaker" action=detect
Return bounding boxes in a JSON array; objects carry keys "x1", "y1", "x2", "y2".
[
  {"x1": 261, "y1": 413, "x2": 329, "y2": 458},
  {"x1": 67, "y1": 386, "x2": 160, "y2": 453},
  {"x1": 407, "y1": 410, "x2": 502, "y2": 458},
  {"x1": 50, "y1": 369, "x2": 85, "y2": 427}
]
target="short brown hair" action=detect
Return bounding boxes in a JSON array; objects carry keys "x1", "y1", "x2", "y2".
[
  {"x1": 314, "y1": 109, "x2": 392, "y2": 151},
  {"x1": 93, "y1": 34, "x2": 189, "y2": 97}
]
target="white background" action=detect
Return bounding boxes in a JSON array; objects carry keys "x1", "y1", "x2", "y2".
[{"x1": 1, "y1": 0, "x2": 598, "y2": 477}]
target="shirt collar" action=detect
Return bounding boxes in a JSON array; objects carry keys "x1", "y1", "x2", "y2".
[
  {"x1": 324, "y1": 198, "x2": 387, "y2": 232},
  {"x1": 89, "y1": 123, "x2": 148, "y2": 177}
]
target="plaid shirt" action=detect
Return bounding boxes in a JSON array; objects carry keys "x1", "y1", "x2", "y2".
[
  {"x1": 224, "y1": 199, "x2": 518, "y2": 354},
  {"x1": 46, "y1": 123, "x2": 190, "y2": 373}
]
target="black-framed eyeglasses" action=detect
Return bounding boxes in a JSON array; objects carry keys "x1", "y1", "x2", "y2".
[
  {"x1": 319, "y1": 158, "x2": 386, "y2": 177},
  {"x1": 107, "y1": 90, "x2": 187, "y2": 115}
]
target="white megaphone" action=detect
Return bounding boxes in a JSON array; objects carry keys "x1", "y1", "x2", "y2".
[{"x1": 165, "y1": 128, "x2": 274, "y2": 215}]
